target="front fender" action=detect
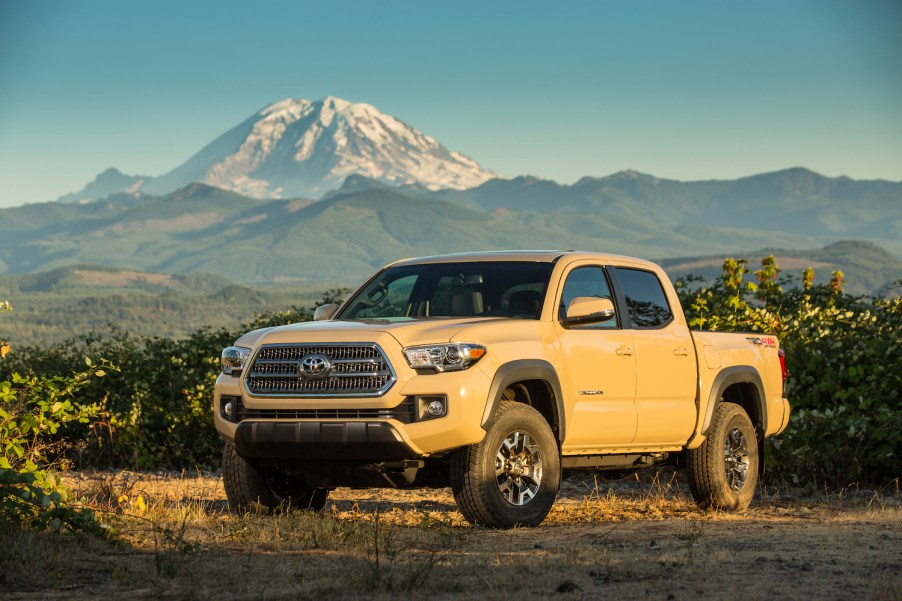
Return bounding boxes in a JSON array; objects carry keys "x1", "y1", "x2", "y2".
[{"x1": 480, "y1": 359, "x2": 565, "y2": 442}]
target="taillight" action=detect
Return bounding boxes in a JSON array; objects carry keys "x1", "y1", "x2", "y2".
[{"x1": 777, "y1": 349, "x2": 789, "y2": 389}]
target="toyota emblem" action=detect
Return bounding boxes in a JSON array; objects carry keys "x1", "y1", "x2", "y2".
[{"x1": 297, "y1": 354, "x2": 332, "y2": 379}]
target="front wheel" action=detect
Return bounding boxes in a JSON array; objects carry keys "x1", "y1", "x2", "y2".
[
  {"x1": 685, "y1": 403, "x2": 759, "y2": 510},
  {"x1": 451, "y1": 401, "x2": 560, "y2": 528},
  {"x1": 222, "y1": 443, "x2": 328, "y2": 513}
]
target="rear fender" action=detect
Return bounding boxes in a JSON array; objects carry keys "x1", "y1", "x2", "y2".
[{"x1": 700, "y1": 366, "x2": 768, "y2": 435}]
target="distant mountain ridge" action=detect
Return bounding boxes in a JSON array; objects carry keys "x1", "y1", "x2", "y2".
[
  {"x1": 59, "y1": 97, "x2": 497, "y2": 203},
  {"x1": 426, "y1": 167, "x2": 902, "y2": 241},
  {"x1": 2, "y1": 169, "x2": 899, "y2": 294}
]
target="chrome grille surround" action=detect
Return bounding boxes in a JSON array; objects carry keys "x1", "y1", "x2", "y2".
[{"x1": 243, "y1": 343, "x2": 396, "y2": 398}]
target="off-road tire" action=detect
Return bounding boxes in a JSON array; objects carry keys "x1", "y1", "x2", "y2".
[
  {"x1": 685, "y1": 403, "x2": 758, "y2": 510},
  {"x1": 451, "y1": 401, "x2": 560, "y2": 528},
  {"x1": 222, "y1": 443, "x2": 328, "y2": 513}
]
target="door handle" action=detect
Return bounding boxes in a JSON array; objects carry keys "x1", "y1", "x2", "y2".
[
  {"x1": 673, "y1": 347, "x2": 690, "y2": 357},
  {"x1": 615, "y1": 346, "x2": 634, "y2": 357}
]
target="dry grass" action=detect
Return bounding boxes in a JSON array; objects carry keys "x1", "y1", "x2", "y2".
[{"x1": 1, "y1": 470, "x2": 900, "y2": 600}]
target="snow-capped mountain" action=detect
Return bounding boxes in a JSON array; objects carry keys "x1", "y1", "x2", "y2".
[{"x1": 63, "y1": 97, "x2": 497, "y2": 202}]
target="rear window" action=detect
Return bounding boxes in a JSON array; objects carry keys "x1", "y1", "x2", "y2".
[{"x1": 614, "y1": 268, "x2": 673, "y2": 328}]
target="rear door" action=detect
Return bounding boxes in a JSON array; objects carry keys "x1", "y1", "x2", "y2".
[{"x1": 612, "y1": 267, "x2": 697, "y2": 445}]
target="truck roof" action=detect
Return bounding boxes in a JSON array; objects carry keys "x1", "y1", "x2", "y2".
[{"x1": 389, "y1": 250, "x2": 659, "y2": 269}]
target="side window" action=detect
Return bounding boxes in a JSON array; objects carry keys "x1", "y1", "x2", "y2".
[
  {"x1": 559, "y1": 266, "x2": 617, "y2": 329},
  {"x1": 614, "y1": 268, "x2": 673, "y2": 328}
]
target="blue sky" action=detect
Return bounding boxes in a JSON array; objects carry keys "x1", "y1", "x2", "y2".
[{"x1": 0, "y1": 0, "x2": 900, "y2": 207}]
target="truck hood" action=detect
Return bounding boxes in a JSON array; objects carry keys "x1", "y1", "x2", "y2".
[{"x1": 235, "y1": 317, "x2": 516, "y2": 350}]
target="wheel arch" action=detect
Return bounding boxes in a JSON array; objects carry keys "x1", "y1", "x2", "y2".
[
  {"x1": 701, "y1": 366, "x2": 767, "y2": 435},
  {"x1": 480, "y1": 360, "x2": 565, "y2": 443}
]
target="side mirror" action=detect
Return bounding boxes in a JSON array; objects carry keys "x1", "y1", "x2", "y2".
[
  {"x1": 313, "y1": 303, "x2": 339, "y2": 321},
  {"x1": 563, "y1": 297, "x2": 616, "y2": 326}
]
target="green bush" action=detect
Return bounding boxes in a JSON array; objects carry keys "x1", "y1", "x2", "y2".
[
  {"x1": 0, "y1": 358, "x2": 113, "y2": 531},
  {"x1": 677, "y1": 258, "x2": 901, "y2": 488},
  {"x1": 0, "y1": 290, "x2": 349, "y2": 471},
  {"x1": 4, "y1": 274, "x2": 899, "y2": 490},
  {"x1": 0, "y1": 326, "x2": 236, "y2": 470}
]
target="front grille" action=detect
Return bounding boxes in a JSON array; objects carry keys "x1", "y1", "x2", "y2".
[
  {"x1": 224, "y1": 395, "x2": 416, "y2": 423},
  {"x1": 245, "y1": 343, "x2": 396, "y2": 397}
]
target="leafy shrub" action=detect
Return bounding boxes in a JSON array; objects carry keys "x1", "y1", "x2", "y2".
[
  {"x1": 0, "y1": 357, "x2": 113, "y2": 531},
  {"x1": 774, "y1": 293, "x2": 900, "y2": 487},
  {"x1": 0, "y1": 326, "x2": 234, "y2": 470},
  {"x1": 0, "y1": 289, "x2": 349, "y2": 471},
  {"x1": 0, "y1": 300, "x2": 10, "y2": 359},
  {"x1": 4, "y1": 273, "x2": 899, "y2": 490},
  {"x1": 677, "y1": 257, "x2": 901, "y2": 488}
]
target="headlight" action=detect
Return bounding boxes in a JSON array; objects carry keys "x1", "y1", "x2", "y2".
[
  {"x1": 403, "y1": 343, "x2": 486, "y2": 372},
  {"x1": 221, "y1": 346, "x2": 251, "y2": 375}
]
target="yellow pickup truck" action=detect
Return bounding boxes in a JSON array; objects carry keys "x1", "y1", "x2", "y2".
[{"x1": 214, "y1": 251, "x2": 790, "y2": 527}]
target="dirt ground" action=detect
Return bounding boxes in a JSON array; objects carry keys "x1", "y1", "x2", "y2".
[{"x1": 1, "y1": 470, "x2": 899, "y2": 601}]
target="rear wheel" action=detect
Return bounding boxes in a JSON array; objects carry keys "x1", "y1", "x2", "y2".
[
  {"x1": 451, "y1": 401, "x2": 560, "y2": 528},
  {"x1": 685, "y1": 403, "x2": 758, "y2": 510},
  {"x1": 222, "y1": 443, "x2": 328, "y2": 513}
]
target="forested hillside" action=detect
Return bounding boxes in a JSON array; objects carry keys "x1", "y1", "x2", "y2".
[{"x1": 2, "y1": 169, "x2": 899, "y2": 284}]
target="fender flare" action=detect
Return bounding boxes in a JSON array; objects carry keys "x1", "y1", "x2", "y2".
[
  {"x1": 480, "y1": 359, "x2": 566, "y2": 442},
  {"x1": 701, "y1": 365, "x2": 768, "y2": 436}
]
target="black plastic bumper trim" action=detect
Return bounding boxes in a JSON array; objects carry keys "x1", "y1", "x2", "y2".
[{"x1": 233, "y1": 420, "x2": 419, "y2": 461}]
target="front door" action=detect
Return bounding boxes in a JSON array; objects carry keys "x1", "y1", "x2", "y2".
[{"x1": 554, "y1": 264, "x2": 638, "y2": 450}]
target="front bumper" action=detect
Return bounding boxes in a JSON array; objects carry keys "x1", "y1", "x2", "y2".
[{"x1": 213, "y1": 364, "x2": 492, "y2": 461}]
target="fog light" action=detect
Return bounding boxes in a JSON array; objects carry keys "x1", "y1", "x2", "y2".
[
  {"x1": 426, "y1": 399, "x2": 445, "y2": 417},
  {"x1": 414, "y1": 395, "x2": 448, "y2": 420},
  {"x1": 223, "y1": 401, "x2": 233, "y2": 418}
]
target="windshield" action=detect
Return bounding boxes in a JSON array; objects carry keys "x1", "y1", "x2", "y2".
[{"x1": 338, "y1": 262, "x2": 555, "y2": 320}]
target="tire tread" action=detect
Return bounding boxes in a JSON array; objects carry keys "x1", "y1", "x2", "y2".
[
  {"x1": 222, "y1": 443, "x2": 328, "y2": 513},
  {"x1": 685, "y1": 403, "x2": 757, "y2": 510},
  {"x1": 450, "y1": 401, "x2": 559, "y2": 528},
  {"x1": 222, "y1": 442, "x2": 277, "y2": 511}
]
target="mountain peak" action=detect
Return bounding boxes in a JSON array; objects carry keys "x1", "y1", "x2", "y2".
[
  {"x1": 320, "y1": 95, "x2": 352, "y2": 111},
  {"x1": 56, "y1": 167, "x2": 147, "y2": 204},
  {"x1": 261, "y1": 97, "x2": 310, "y2": 110},
  {"x1": 607, "y1": 169, "x2": 655, "y2": 180},
  {"x1": 325, "y1": 173, "x2": 395, "y2": 198},
  {"x1": 68, "y1": 97, "x2": 497, "y2": 203}
]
